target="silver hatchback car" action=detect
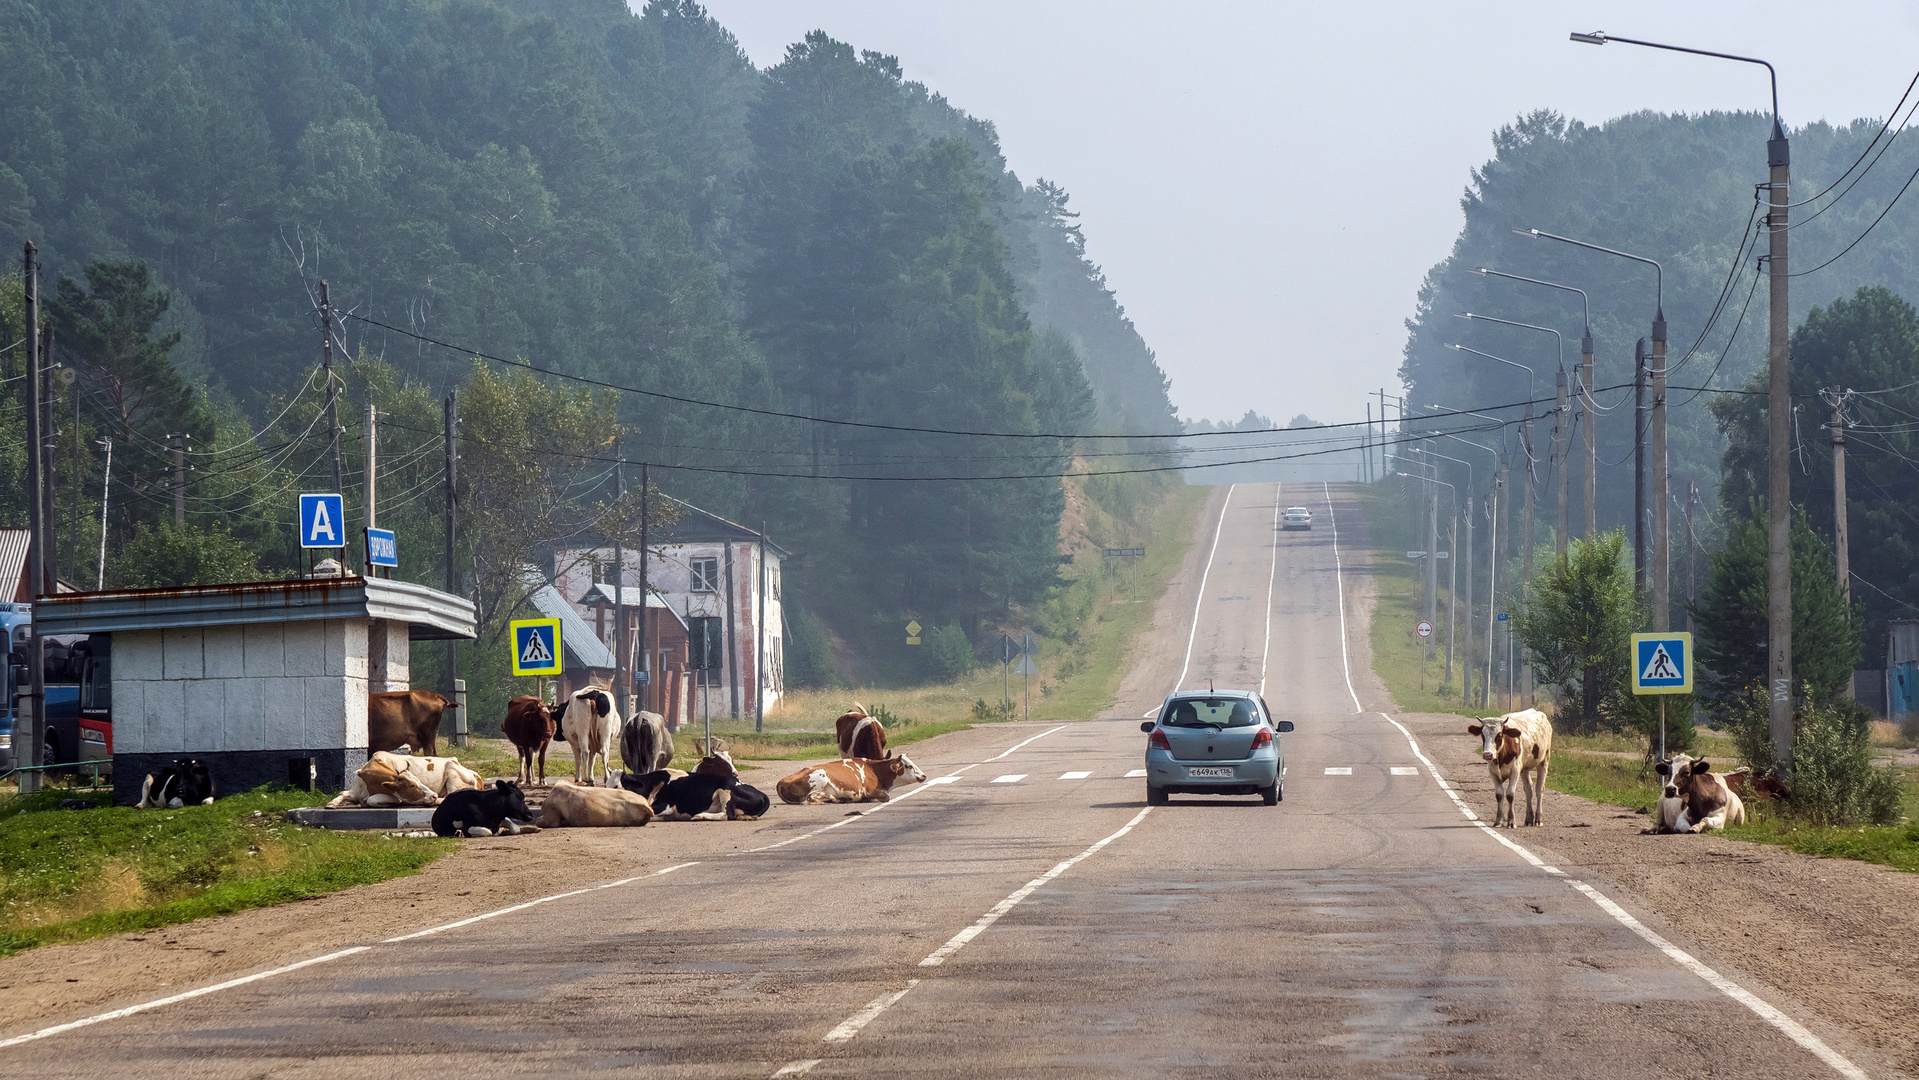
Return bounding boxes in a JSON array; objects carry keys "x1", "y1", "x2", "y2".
[{"x1": 1140, "y1": 690, "x2": 1292, "y2": 805}]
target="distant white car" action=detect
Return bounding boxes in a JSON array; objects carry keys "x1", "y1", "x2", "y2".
[{"x1": 1281, "y1": 506, "x2": 1313, "y2": 530}]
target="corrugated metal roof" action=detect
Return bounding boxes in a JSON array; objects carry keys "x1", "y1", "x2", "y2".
[
  {"x1": 31, "y1": 577, "x2": 478, "y2": 640},
  {"x1": 526, "y1": 582, "x2": 616, "y2": 670},
  {"x1": 0, "y1": 529, "x2": 28, "y2": 603},
  {"x1": 576, "y1": 583, "x2": 688, "y2": 630}
]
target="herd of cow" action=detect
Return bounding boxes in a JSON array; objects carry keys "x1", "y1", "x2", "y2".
[
  {"x1": 1465, "y1": 708, "x2": 1750, "y2": 834},
  {"x1": 338, "y1": 690, "x2": 928, "y2": 838}
]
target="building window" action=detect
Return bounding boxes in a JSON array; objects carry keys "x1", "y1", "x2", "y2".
[
  {"x1": 688, "y1": 616, "x2": 725, "y2": 671},
  {"x1": 690, "y1": 557, "x2": 720, "y2": 593}
]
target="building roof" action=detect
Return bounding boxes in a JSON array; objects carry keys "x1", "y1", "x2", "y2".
[
  {"x1": 0, "y1": 529, "x2": 28, "y2": 604},
  {"x1": 659, "y1": 498, "x2": 790, "y2": 556},
  {"x1": 31, "y1": 577, "x2": 478, "y2": 640},
  {"x1": 577, "y1": 583, "x2": 689, "y2": 629},
  {"x1": 525, "y1": 581, "x2": 615, "y2": 670}
]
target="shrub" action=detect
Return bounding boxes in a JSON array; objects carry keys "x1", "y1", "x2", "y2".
[
  {"x1": 922, "y1": 624, "x2": 974, "y2": 682},
  {"x1": 786, "y1": 611, "x2": 843, "y2": 689},
  {"x1": 113, "y1": 520, "x2": 263, "y2": 587},
  {"x1": 1786, "y1": 695, "x2": 1904, "y2": 827},
  {"x1": 1604, "y1": 689, "x2": 1697, "y2": 765}
]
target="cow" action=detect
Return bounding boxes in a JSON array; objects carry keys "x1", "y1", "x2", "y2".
[
  {"x1": 369, "y1": 690, "x2": 450, "y2": 757},
  {"x1": 536, "y1": 780, "x2": 655, "y2": 828},
  {"x1": 620, "y1": 710, "x2": 674, "y2": 776},
  {"x1": 326, "y1": 751, "x2": 483, "y2": 808},
  {"x1": 775, "y1": 755, "x2": 926, "y2": 805},
  {"x1": 728, "y1": 782, "x2": 771, "y2": 820},
  {"x1": 561, "y1": 687, "x2": 622, "y2": 787},
  {"x1": 692, "y1": 751, "x2": 736, "y2": 778},
  {"x1": 835, "y1": 705, "x2": 887, "y2": 760},
  {"x1": 1653, "y1": 755, "x2": 1748, "y2": 833},
  {"x1": 1466, "y1": 709, "x2": 1553, "y2": 827},
  {"x1": 432, "y1": 782, "x2": 536, "y2": 837},
  {"x1": 502, "y1": 695, "x2": 557, "y2": 785},
  {"x1": 138, "y1": 759, "x2": 214, "y2": 808}
]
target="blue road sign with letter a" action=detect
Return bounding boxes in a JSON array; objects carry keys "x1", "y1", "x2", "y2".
[
  {"x1": 299, "y1": 493, "x2": 346, "y2": 549},
  {"x1": 1631, "y1": 632, "x2": 1692, "y2": 695}
]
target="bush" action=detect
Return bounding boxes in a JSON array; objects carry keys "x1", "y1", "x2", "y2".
[
  {"x1": 785, "y1": 611, "x2": 843, "y2": 689},
  {"x1": 113, "y1": 520, "x2": 263, "y2": 587},
  {"x1": 922, "y1": 624, "x2": 974, "y2": 682},
  {"x1": 1786, "y1": 695, "x2": 1905, "y2": 827},
  {"x1": 1604, "y1": 689, "x2": 1697, "y2": 764}
]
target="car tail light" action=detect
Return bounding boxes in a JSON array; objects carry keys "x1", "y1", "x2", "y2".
[
  {"x1": 1148, "y1": 729, "x2": 1172, "y2": 752},
  {"x1": 1250, "y1": 727, "x2": 1273, "y2": 750}
]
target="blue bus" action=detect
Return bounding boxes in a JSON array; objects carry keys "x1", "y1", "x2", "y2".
[{"x1": 2, "y1": 606, "x2": 111, "y2": 775}]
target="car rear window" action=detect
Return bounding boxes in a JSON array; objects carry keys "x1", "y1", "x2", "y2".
[{"x1": 1161, "y1": 698, "x2": 1260, "y2": 728}]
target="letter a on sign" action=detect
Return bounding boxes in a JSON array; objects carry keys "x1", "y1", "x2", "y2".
[
  {"x1": 1630, "y1": 632, "x2": 1692, "y2": 695},
  {"x1": 298, "y1": 493, "x2": 346, "y2": 549},
  {"x1": 510, "y1": 618, "x2": 563, "y2": 677}
]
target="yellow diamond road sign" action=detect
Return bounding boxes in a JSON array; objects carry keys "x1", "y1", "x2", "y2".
[{"x1": 906, "y1": 619, "x2": 922, "y2": 645}]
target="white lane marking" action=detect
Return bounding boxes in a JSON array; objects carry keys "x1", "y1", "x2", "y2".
[
  {"x1": 771, "y1": 1059, "x2": 822, "y2": 1076},
  {"x1": 1321, "y1": 480, "x2": 1364, "y2": 715},
  {"x1": 1124, "y1": 769, "x2": 1147, "y2": 778},
  {"x1": 1058, "y1": 771, "x2": 1092, "y2": 780},
  {"x1": 1259, "y1": 482, "x2": 1282, "y2": 696},
  {"x1": 821, "y1": 980, "x2": 921, "y2": 1045},
  {"x1": 927, "y1": 776, "x2": 960, "y2": 785},
  {"x1": 920, "y1": 806, "x2": 1154, "y2": 968},
  {"x1": 1175, "y1": 483, "x2": 1236, "y2": 691},
  {"x1": 1322, "y1": 483, "x2": 1868, "y2": 1080},
  {"x1": 977, "y1": 725, "x2": 1070, "y2": 766},
  {"x1": 5, "y1": 726, "x2": 1074, "y2": 1050},
  {"x1": 1391, "y1": 767, "x2": 1420, "y2": 776},
  {"x1": 0, "y1": 946, "x2": 373, "y2": 1050},
  {"x1": 1323, "y1": 767, "x2": 1352, "y2": 775},
  {"x1": 990, "y1": 774, "x2": 1027, "y2": 784}
]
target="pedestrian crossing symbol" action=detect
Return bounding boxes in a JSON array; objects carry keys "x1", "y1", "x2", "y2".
[
  {"x1": 510, "y1": 618, "x2": 563, "y2": 677},
  {"x1": 1630, "y1": 632, "x2": 1692, "y2": 695}
]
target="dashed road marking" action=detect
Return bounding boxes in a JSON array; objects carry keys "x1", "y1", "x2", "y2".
[
  {"x1": 927, "y1": 776, "x2": 961, "y2": 785},
  {"x1": 1323, "y1": 767, "x2": 1352, "y2": 775},
  {"x1": 1124, "y1": 769, "x2": 1147, "y2": 778},
  {"x1": 771, "y1": 1060, "x2": 821, "y2": 1076},
  {"x1": 1058, "y1": 771, "x2": 1092, "y2": 780},
  {"x1": 990, "y1": 774, "x2": 1027, "y2": 784},
  {"x1": 1391, "y1": 766, "x2": 1419, "y2": 776},
  {"x1": 822, "y1": 981, "x2": 920, "y2": 1044}
]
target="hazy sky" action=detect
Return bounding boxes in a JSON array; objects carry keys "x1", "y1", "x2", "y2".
[{"x1": 686, "y1": 1, "x2": 1919, "y2": 425}]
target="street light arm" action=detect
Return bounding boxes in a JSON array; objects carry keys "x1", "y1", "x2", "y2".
[
  {"x1": 1473, "y1": 267, "x2": 1589, "y2": 338},
  {"x1": 1515, "y1": 228, "x2": 1663, "y2": 320},
  {"x1": 1571, "y1": 31, "x2": 1779, "y2": 131},
  {"x1": 1455, "y1": 312, "x2": 1565, "y2": 377},
  {"x1": 1449, "y1": 343, "x2": 1538, "y2": 406}
]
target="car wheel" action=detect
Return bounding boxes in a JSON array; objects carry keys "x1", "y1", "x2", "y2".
[
  {"x1": 1261, "y1": 780, "x2": 1279, "y2": 806},
  {"x1": 1147, "y1": 785, "x2": 1168, "y2": 806}
]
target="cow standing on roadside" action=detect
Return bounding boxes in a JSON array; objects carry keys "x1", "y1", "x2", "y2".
[
  {"x1": 1466, "y1": 709, "x2": 1552, "y2": 827},
  {"x1": 368, "y1": 690, "x2": 450, "y2": 756},
  {"x1": 835, "y1": 705, "x2": 887, "y2": 760},
  {"x1": 621, "y1": 711, "x2": 674, "y2": 776},
  {"x1": 562, "y1": 687, "x2": 621, "y2": 787},
  {"x1": 502, "y1": 696, "x2": 557, "y2": 785}
]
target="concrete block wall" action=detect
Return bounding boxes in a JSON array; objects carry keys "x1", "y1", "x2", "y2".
[{"x1": 112, "y1": 619, "x2": 371, "y2": 802}]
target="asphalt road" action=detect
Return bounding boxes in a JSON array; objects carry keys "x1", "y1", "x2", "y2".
[{"x1": 0, "y1": 482, "x2": 1882, "y2": 1077}]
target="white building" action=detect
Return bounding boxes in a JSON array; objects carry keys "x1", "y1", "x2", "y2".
[{"x1": 551, "y1": 499, "x2": 785, "y2": 722}]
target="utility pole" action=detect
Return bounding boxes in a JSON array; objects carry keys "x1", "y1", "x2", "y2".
[
  {"x1": 1461, "y1": 482, "x2": 1475, "y2": 709},
  {"x1": 443, "y1": 391, "x2": 458, "y2": 697},
  {"x1": 639, "y1": 462, "x2": 651, "y2": 716},
  {"x1": 757, "y1": 522, "x2": 768, "y2": 733},
  {"x1": 1446, "y1": 514, "x2": 1458, "y2": 687},
  {"x1": 40, "y1": 327, "x2": 59, "y2": 589},
  {"x1": 1686, "y1": 482, "x2": 1700, "y2": 635},
  {"x1": 320, "y1": 281, "x2": 344, "y2": 505},
  {"x1": 22, "y1": 242, "x2": 44, "y2": 790},
  {"x1": 1426, "y1": 463, "x2": 1439, "y2": 658},
  {"x1": 1554, "y1": 369, "x2": 1570, "y2": 554},
  {"x1": 1485, "y1": 487, "x2": 1499, "y2": 709},
  {"x1": 1519, "y1": 413, "x2": 1535, "y2": 705},
  {"x1": 1633, "y1": 339, "x2": 1648, "y2": 595},
  {"x1": 168, "y1": 432, "x2": 189, "y2": 526},
  {"x1": 614, "y1": 448, "x2": 628, "y2": 720},
  {"x1": 96, "y1": 436, "x2": 112, "y2": 590},
  {"x1": 1582, "y1": 331, "x2": 1597, "y2": 538},
  {"x1": 1766, "y1": 119, "x2": 1794, "y2": 770},
  {"x1": 1651, "y1": 310, "x2": 1671, "y2": 632},
  {"x1": 1365, "y1": 402, "x2": 1373, "y2": 482},
  {"x1": 364, "y1": 403, "x2": 378, "y2": 539},
  {"x1": 1828, "y1": 386, "x2": 1851, "y2": 700}
]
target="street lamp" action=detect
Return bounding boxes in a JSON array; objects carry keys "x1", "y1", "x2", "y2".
[
  {"x1": 1420, "y1": 425, "x2": 1504, "y2": 709},
  {"x1": 1571, "y1": 25, "x2": 1795, "y2": 787},
  {"x1": 1517, "y1": 228, "x2": 1673, "y2": 637},
  {"x1": 1456, "y1": 311, "x2": 1570, "y2": 555},
  {"x1": 1475, "y1": 267, "x2": 1598, "y2": 539}
]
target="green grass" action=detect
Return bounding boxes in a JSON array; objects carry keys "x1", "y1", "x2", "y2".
[
  {"x1": 0, "y1": 785, "x2": 452, "y2": 957},
  {"x1": 1357, "y1": 483, "x2": 1483, "y2": 716},
  {"x1": 1719, "y1": 818, "x2": 1919, "y2": 873},
  {"x1": 1546, "y1": 749, "x2": 1662, "y2": 815}
]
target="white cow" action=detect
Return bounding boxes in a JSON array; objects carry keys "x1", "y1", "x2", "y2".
[
  {"x1": 1466, "y1": 709, "x2": 1553, "y2": 827},
  {"x1": 562, "y1": 687, "x2": 622, "y2": 787}
]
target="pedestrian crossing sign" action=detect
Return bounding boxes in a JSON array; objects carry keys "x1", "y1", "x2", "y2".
[
  {"x1": 1630, "y1": 632, "x2": 1692, "y2": 695},
  {"x1": 510, "y1": 618, "x2": 563, "y2": 677}
]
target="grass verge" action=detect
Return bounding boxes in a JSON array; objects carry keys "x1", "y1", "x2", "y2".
[{"x1": 0, "y1": 785, "x2": 452, "y2": 958}]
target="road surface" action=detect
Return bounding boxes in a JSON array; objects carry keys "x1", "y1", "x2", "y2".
[{"x1": 0, "y1": 483, "x2": 1880, "y2": 1077}]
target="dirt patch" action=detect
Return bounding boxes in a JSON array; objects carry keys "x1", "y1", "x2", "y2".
[{"x1": 1403, "y1": 710, "x2": 1919, "y2": 1077}]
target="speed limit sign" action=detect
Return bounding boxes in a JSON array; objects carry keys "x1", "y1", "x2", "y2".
[{"x1": 1415, "y1": 620, "x2": 1433, "y2": 638}]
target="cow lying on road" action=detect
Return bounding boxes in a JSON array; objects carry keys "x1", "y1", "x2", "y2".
[
  {"x1": 326, "y1": 751, "x2": 482, "y2": 807},
  {"x1": 537, "y1": 779, "x2": 655, "y2": 827},
  {"x1": 835, "y1": 705, "x2": 886, "y2": 759},
  {"x1": 1467, "y1": 709, "x2": 1553, "y2": 827},
  {"x1": 624, "y1": 766, "x2": 771, "y2": 821},
  {"x1": 432, "y1": 782, "x2": 537, "y2": 837},
  {"x1": 562, "y1": 688, "x2": 622, "y2": 787},
  {"x1": 775, "y1": 755, "x2": 926, "y2": 804},
  {"x1": 1653, "y1": 755, "x2": 1747, "y2": 833}
]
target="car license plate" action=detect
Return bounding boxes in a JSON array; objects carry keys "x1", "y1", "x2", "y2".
[{"x1": 1187, "y1": 766, "x2": 1235, "y2": 779}]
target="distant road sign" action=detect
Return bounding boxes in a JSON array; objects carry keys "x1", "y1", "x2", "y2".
[
  {"x1": 1015, "y1": 655, "x2": 1039, "y2": 676},
  {"x1": 1021, "y1": 633, "x2": 1036, "y2": 655},
  {"x1": 1102, "y1": 547, "x2": 1146, "y2": 558},
  {"x1": 1407, "y1": 551, "x2": 1427, "y2": 559},
  {"x1": 998, "y1": 634, "x2": 1018, "y2": 664},
  {"x1": 1631, "y1": 632, "x2": 1692, "y2": 695},
  {"x1": 298, "y1": 493, "x2": 346, "y2": 549},
  {"x1": 906, "y1": 619, "x2": 922, "y2": 645},
  {"x1": 1496, "y1": 612, "x2": 1510, "y2": 622},
  {"x1": 1415, "y1": 621, "x2": 1433, "y2": 638},
  {"x1": 510, "y1": 618, "x2": 563, "y2": 677},
  {"x1": 365, "y1": 527, "x2": 398, "y2": 568}
]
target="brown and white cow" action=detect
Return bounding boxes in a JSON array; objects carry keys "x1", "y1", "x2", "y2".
[
  {"x1": 368, "y1": 690, "x2": 450, "y2": 756},
  {"x1": 1466, "y1": 709, "x2": 1553, "y2": 827},
  {"x1": 561, "y1": 687, "x2": 622, "y2": 787},
  {"x1": 835, "y1": 705, "x2": 887, "y2": 760},
  {"x1": 536, "y1": 780, "x2": 656, "y2": 827},
  {"x1": 326, "y1": 751, "x2": 483, "y2": 807},
  {"x1": 502, "y1": 695, "x2": 557, "y2": 785},
  {"x1": 775, "y1": 755, "x2": 926, "y2": 805},
  {"x1": 1653, "y1": 755, "x2": 1747, "y2": 833}
]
